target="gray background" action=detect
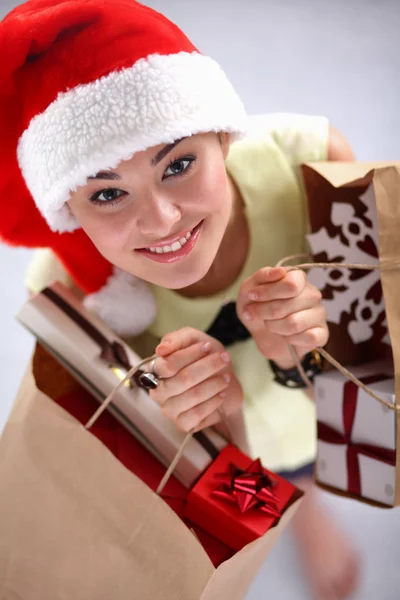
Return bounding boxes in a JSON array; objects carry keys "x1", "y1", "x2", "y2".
[{"x1": 1, "y1": 0, "x2": 400, "y2": 597}]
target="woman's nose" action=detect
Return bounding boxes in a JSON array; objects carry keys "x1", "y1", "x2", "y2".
[{"x1": 136, "y1": 192, "x2": 181, "y2": 237}]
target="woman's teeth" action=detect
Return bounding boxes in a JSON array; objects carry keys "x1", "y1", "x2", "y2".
[{"x1": 147, "y1": 230, "x2": 192, "y2": 254}]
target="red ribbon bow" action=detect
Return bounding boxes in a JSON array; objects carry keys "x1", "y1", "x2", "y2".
[
  {"x1": 318, "y1": 375, "x2": 396, "y2": 496},
  {"x1": 212, "y1": 459, "x2": 281, "y2": 517}
]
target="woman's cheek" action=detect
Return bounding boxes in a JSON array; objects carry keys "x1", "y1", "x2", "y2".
[
  {"x1": 81, "y1": 213, "x2": 133, "y2": 257},
  {"x1": 199, "y1": 165, "x2": 231, "y2": 216}
]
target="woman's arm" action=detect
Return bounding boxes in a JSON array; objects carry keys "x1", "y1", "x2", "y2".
[
  {"x1": 327, "y1": 125, "x2": 355, "y2": 161},
  {"x1": 234, "y1": 123, "x2": 355, "y2": 398}
]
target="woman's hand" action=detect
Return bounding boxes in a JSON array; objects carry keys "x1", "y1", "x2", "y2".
[
  {"x1": 147, "y1": 327, "x2": 243, "y2": 432},
  {"x1": 236, "y1": 266, "x2": 329, "y2": 368}
]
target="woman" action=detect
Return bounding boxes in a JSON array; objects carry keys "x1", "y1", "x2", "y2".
[{"x1": 0, "y1": 0, "x2": 358, "y2": 597}]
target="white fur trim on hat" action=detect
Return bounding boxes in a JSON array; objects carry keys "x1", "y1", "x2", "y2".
[
  {"x1": 83, "y1": 269, "x2": 156, "y2": 337},
  {"x1": 17, "y1": 52, "x2": 247, "y2": 233}
]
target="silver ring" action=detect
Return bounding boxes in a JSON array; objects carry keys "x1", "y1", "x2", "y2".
[
  {"x1": 138, "y1": 357, "x2": 160, "y2": 390},
  {"x1": 150, "y1": 357, "x2": 158, "y2": 376}
]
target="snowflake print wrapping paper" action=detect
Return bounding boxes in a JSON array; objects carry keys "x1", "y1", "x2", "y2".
[{"x1": 307, "y1": 184, "x2": 390, "y2": 347}]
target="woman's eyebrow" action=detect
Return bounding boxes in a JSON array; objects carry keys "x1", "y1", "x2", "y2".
[
  {"x1": 87, "y1": 171, "x2": 121, "y2": 181},
  {"x1": 87, "y1": 138, "x2": 186, "y2": 180},
  {"x1": 151, "y1": 137, "x2": 186, "y2": 167}
]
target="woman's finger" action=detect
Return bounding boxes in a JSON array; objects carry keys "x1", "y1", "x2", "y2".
[
  {"x1": 194, "y1": 410, "x2": 222, "y2": 432},
  {"x1": 194, "y1": 381, "x2": 244, "y2": 431},
  {"x1": 286, "y1": 326, "x2": 329, "y2": 349},
  {"x1": 236, "y1": 267, "x2": 284, "y2": 315},
  {"x1": 247, "y1": 269, "x2": 308, "y2": 303},
  {"x1": 160, "y1": 372, "x2": 231, "y2": 418},
  {"x1": 265, "y1": 306, "x2": 327, "y2": 337},
  {"x1": 156, "y1": 326, "x2": 216, "y2": 356},
  {"x1": 246, "y1": 286, "x2": 322, "y2": 322},
  {"x1": 176, "y1": 394, "x2": 226, "y2": 432},
  {"x1": 253, "y1": 266, "x2": 287, "y2": 285},
  {"x1": 159, "y1": 350, "x2": 231, "y2": 399},
  {"x1": 150, "y1": 341, "x2": 212, "y2": 379}
]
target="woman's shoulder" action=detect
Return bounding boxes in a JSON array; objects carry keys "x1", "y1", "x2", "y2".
[
  {"x1": 237, "y1": 112, "x2": 330, "y2": 165},
  {"x1": 225, "y1": 113, "x2": 328, "y2": 234}
]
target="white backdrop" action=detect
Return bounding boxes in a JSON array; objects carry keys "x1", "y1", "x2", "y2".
[{"x1": 1, "y1": 1, "x2": 399, "y2": 598}]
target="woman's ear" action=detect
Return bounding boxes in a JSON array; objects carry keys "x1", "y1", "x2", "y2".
[{"x1": 218, "y1": 132, "x2": 231, "y2": 159}]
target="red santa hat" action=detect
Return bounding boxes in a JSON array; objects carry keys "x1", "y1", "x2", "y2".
[{"x1": 0, "y1": 0, "x2": 247, "y2": 336}]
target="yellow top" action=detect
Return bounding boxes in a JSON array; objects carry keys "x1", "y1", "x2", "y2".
[{"x1": 25, "y1": 113, "x2": 329, "y2": 471}]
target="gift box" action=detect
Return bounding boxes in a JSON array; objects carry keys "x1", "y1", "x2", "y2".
[
  {"x1": 0, "y1": 344, "x2": 303, "y2": 600},
  {"x1": 184, "y1": 445, "x2": 300, "y2": 551},
  {"x1": 16, "y1": 282, "x2": 227, "y2": 488},
  {"x1": 302, "y1": 162, "x2": 400, "y2": 366},
  {"x1": 315, "y1": 360, "x2": 398, "y2": 506}
]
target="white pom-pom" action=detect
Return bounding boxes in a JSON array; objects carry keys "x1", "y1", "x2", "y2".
[{"x1": 83, "y1": 268, "x2": 156, "y2": 336}]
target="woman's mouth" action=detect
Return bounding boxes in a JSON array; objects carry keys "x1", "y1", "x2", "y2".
[{"x1": 136, "y1": 221, "x2": 203, "y2": 263}]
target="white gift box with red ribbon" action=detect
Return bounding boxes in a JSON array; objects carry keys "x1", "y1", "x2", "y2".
[
  {"x1": 315, "y1": 361, "x2": 397, "y2": 506},
  {"x1": 16, "y1": 282, "x2": 228, "y2": 488}
]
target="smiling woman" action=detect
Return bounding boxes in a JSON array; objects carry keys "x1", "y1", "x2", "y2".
[{"x1": 0, "y1": 1, "x2": 359, "y2": 597}]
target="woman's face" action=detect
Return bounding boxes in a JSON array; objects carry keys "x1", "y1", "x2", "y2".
[{"x1": 68, "y1": 133, "x2": 233, "y2": 289}]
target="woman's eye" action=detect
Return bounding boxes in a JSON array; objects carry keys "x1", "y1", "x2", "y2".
[
  {"x1": 163, "y1": 156, "x2": 195, "y2": 180},
  {"x1": 89, "y1": 188, "x2": 126, "y2": 205}
]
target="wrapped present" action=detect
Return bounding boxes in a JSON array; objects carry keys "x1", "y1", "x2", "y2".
[
  {"x1": 184, "y1": 445, "x2": 300, "y2": 551},
  {"x1": 302, "y1": 162, "x2": 400, "y2": 366},
  {"x1": 0, "y1": 343, "x2": 303, "y2": 600},
  {"x1": 315, "y1": 361, "x2": 398, "y2": 506},
  {"x1": 16, "y1": 282, "x2": 227, "y2": 488}
]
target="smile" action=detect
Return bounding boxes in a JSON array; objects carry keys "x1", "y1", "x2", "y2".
[
  {"x1": 136, "y1": 221, "x2": 203, "y2": 264},
  {"x1": 147, "y1": 229, "x2": 192, "y2": 254}
]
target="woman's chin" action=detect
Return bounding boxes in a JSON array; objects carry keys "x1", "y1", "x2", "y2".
[
  {"x1": 156, "y1": 271, "x2": 205, "y2": 291},
  {"x1": 144, "y1": 260, "x2": 213, "y2": 291}
]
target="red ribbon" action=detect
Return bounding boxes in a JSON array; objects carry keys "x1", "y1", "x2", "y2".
[
  {"x1": 212, "y1": 459, "x2": 281, "y2": 518},
  {"x1": 317, "y1": 375, "x2": 396, "y2": 496}
]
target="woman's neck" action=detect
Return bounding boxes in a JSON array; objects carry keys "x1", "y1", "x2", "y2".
[{"x1": 178, "y1": 175, "x2": 249, "y2": 298}]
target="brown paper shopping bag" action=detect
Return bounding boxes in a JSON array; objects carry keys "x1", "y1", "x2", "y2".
[
  {"x1": 301, "y1": 162, "x2": 400, "y2": 507},
  {"x1": 302, "y1": 161, "x2": 400, "y2": 365},
  {"x1": 0, "y1": 345, "x2": 301, "y2": 600}
]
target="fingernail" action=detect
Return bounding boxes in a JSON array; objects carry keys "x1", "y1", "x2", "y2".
[
  {"x1": 202, "y1": 342, "x2": 212, "y2": 352},
  {"x1": 157, "y1": 339, "x2": 171, "y2": 347},
  {"x1": 248, "y1": 292, "x2": 258, "y2": 301},
  {"x1": 219, "y1": 391, "x2": 227, "y2": 398},
  {"x1": 221, "y1": 352, "x2": 230, "y2": 363},
  {"x1": 223, "y1": 373, "x2": 231, "y2": 383},
  {"x1": 243, "y1": 311, "x2": 252, "y2": 321}
]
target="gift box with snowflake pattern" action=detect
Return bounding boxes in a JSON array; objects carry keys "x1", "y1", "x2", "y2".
[{"x1": 302, "y1": 162, "x2": 400, "y2": 505}]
